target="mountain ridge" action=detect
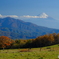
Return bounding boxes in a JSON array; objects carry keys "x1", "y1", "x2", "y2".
[{"x1": 0, "y1": 17, "x2": 59, "y2": 39}]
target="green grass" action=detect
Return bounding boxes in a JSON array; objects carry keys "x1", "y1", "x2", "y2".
[{"x1": 0, "y1": 44, "x2": 59, "y2": 59}]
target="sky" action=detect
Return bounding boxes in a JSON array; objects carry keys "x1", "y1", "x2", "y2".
[{"x1": 0, "y1": 0, "x2": 59, "y2": 20}]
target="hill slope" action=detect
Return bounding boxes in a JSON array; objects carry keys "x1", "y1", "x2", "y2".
[{"x1": 0, "y1": 17, "x2": 59, "y2": 39}]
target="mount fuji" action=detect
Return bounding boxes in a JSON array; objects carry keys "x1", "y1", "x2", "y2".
[{"x1": 23, "y1": 13, "x2": 59, "y2": 29}]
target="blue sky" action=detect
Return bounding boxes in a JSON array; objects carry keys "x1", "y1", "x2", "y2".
[{"x1": 0, "y1": 0, "x2": 59, "y2": 20}]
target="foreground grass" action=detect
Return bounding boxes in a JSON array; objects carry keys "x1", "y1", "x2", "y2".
[{"x1": 0, "y1": 44, "x2": 59, "y2": 59}]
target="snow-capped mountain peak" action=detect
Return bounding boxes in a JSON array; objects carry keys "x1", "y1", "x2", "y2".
[{"x1": 39, "y1": 13, "x2": 48, "y2": 18}]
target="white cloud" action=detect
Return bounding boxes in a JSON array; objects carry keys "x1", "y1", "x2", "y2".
[
  {"x1": 0, "y1": 14, "x2": 3, "y2": 17},
  {"x1": 0, "y1": 13, "x2": 48, "y2": 19},
  {"x1": 22, "y1": 15, "x2": 39, "y2": 18},
  {"x1": 20, "y1": 13, "x2": 48, "y2": 18},
  {"x1": 0, "y1": 14, "x2": 18, "y2": 18},
  {"x1": 6, "y1": 15, "x2": 18, "y2": 18},
  {"x1": 39, "y1": 13, "x2": 48, "y2": 18}
]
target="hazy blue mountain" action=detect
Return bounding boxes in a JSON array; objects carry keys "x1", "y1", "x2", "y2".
[
  {"x1": 23, "y1": 13, "x2": 59, "y2": 29},
  {"x1": 0, "y1": 17, "x2": 59, "y2": 39}
]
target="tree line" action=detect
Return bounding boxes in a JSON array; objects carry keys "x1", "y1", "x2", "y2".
[{"x1": 0, "y1": 33, "x2": 59, "y2": 49}]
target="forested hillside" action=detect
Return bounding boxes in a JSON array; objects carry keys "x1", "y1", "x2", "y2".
[{"x1": 0, "y1": 17, "x2": 59, "y2": 39}]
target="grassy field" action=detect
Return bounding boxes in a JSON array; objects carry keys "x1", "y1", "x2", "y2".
[{"x1": 0, "y1": 44, "x2": 59, "y2": 59}]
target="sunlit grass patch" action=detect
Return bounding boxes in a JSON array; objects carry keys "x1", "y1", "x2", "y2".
[{"x1": 0, "y1": 44, "x2": 59, "y2": 59}]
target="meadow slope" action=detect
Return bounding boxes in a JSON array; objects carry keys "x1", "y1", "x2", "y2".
[{"x1": 0, "y1": 44, "x2": 59, "y2": 59}]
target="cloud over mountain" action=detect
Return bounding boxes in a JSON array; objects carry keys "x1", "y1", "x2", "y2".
[
  {"x1": 0, "y1": 13, "x2": 49, "y2": 19},
  {"x1": 21, "y1": 13, "x2": 48, "y2": 18},
  {"x1": 0, "y1": 14, "x2": 18, "y2": 18}
]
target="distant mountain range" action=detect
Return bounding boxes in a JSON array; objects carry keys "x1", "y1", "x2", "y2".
[
  {"x1": 23, "y1": 13, "x2": 59, "y2": 29},
  {"x1": 0, "y1": 17, "x2": 59, "y2": 39}
]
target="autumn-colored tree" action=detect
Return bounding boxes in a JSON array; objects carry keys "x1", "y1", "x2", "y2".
[
  {"x1": 0, "y1": 33, "x2": 59, "y2": 49},
  {"x1": 11, "y1": 39, "x2": 21, "y2": 48},
  {"x1": 41, "y1": 35, "x2": 49, "y2": 46},
  {"x1": 19, "y1": 40, "x2": 27, "y2": 48},
  {"x1": 48, "y1": 34, "x2": 54, "y2": 45},
  {"x1": 0, "y1": 36, "x2": 13, "y2": 49},
  {"x1": 56, "y1": 33, "x2": 59, "y2": 44},
  {"x1": 25, "y1": 39, "x2": 33, "y2": 48}
]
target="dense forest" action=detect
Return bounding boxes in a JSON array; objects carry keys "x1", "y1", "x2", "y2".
[{"x1": 0, "y1": 33, "x2": 59, "y2": 49}]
